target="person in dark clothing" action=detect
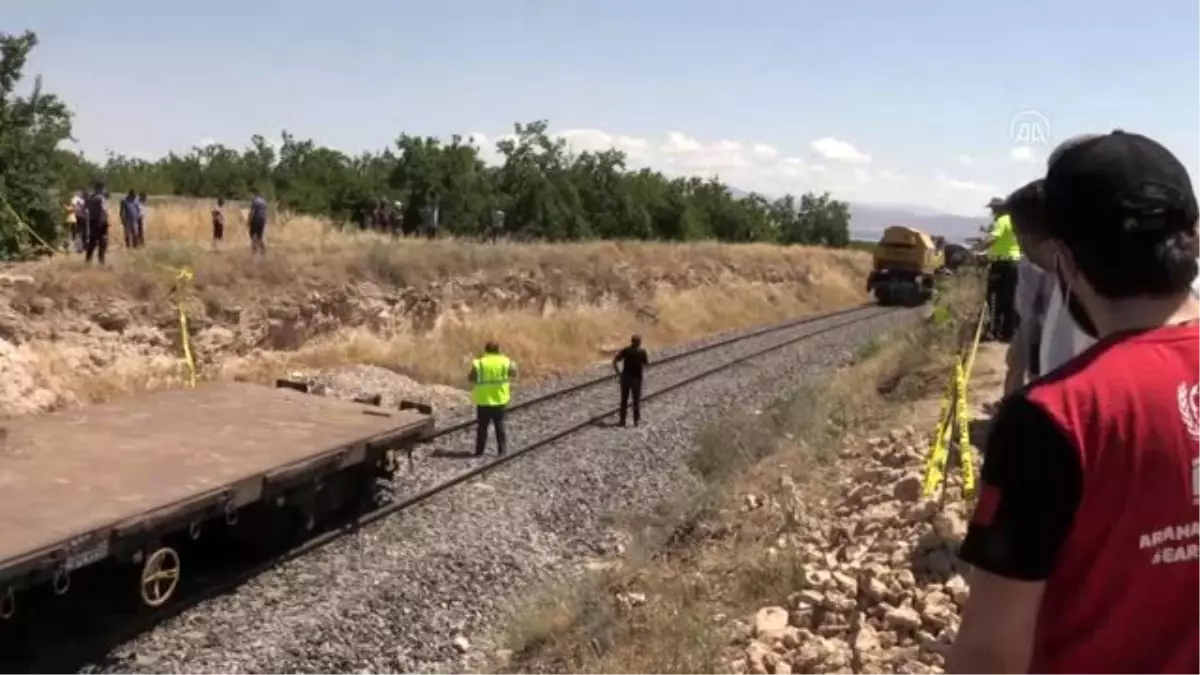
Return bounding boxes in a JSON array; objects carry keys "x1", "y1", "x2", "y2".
[
  {"x1": 373, "y1": 199, "x2": 391, "y2": 234},
  {"x1": 84, "y1": 182, "x2": 109, "y2": 265},
  {"x1": 120, "y1": 190, "x2": 139, "y2": 248},
  {"x1": 612, "y1": 334, "x2": 650, "y2": 427},
  {"x1": 389, "y1": 201, "x2": 404, "y2": 239},
  {"x1": 422, "y1": 199, "x2": 440, "y2": 240},
  {"x1": 949, "y1": 131, "x2": 1200, "y2": 674},
  {"x1": 248, "y1": 189, "x2": 268, "y2": 254},
  {"x1": 212, "y1": 197, "x2": 226, "y2": 246}
]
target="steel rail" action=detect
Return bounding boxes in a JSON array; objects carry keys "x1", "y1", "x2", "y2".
[
  {"x1": 11, "y1": 303, "x2": 899, "y2": 674},
  {"x1": 428, "y1": 302, "x2": 875, "y2": 439}
]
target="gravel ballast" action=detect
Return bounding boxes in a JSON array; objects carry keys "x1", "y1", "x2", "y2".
[{"x1": 94, "y1": 306, "x2": 917, "y2": 674}]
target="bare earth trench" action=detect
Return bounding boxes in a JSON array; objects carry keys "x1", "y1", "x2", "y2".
[{"x1": 91, "y1": 308, "x2": 917, "y2": 674}]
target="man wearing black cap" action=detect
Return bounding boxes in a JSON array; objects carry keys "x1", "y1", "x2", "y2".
[{"x1": 950, "y1": 131, "x2": 1200, "y2": 674}]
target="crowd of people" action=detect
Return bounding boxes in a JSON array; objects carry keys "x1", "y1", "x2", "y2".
[
  {"x1": 353, "y1": 199, "x2": 508, "y2": 244},
  {"x1": 61, "y1": 188, "x2": 512, "y2": 264},
  {"x1": 948, "y1": 130, "x2": 1199, "y2": 673},
  {"x1": 62, "y1": 184, "x2": 277, "y2": 263}
]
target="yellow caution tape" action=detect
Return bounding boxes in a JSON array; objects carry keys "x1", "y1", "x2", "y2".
[
  {"x1": 164, "y1": 265, "x2": 197, "y2": 388},
  {"x1": 922, "y1": 302, "x2": 988, "y2": 500},
  {"x1": 954, "y1": 358, "x2": 976, "y2": 498},
  {"x1": 922, "y1": 372, "x2": 956, "y2": 497},
  {"x1": 0, "y1": 198, "x2": 197, "y2": 387}
]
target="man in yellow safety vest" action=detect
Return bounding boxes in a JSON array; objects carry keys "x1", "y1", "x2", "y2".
[
  {"x1": 981, "y1": 196, "x2": 1023, "y2": 342},
  {"x1": 468, "y1": 341, "x2": 517, "y2": 456}
]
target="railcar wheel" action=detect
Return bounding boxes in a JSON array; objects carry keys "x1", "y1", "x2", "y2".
[
  {"x1": 52, "y1": 568, "x2": 70, "y2": 596},
  {"x1": 139, "y1": 547, "x2": 181, "y2": 608},
  {"x1": 0, "y1": 586, "x2": 14, "y2": 619}
]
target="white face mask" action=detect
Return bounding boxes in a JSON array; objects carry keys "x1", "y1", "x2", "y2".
[{"x1": 1051, "y1": 246, "x2": 1099, "y2": 339}]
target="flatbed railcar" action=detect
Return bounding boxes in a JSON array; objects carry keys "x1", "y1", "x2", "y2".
[{"x1": 0, "y1": 381, "x2": 433, "y2": 620}]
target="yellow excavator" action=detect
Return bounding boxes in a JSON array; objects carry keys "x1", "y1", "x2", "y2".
[{"x1": 866, "y1": 225, "x2": 945, "y2": 306}]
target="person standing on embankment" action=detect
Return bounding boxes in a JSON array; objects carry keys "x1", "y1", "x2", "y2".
[
  {"x1": 248, "y1": 188, "x2": 268, "y2": 255},
  {"x1": 84, "y1": 182, "x2": 109, "y2": 265}
]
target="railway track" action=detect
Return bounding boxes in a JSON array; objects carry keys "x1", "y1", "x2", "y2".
[{"x1": 2, "y1": 302, "x2": 899, "y2": 673}]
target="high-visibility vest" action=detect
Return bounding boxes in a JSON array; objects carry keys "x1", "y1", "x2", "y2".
[
  {"x1": 987, "y1": 214, "x2": 1022, "y2": 261},
  {"x1": 472, "y1": 353, "x2": 512, "y2": 407}
]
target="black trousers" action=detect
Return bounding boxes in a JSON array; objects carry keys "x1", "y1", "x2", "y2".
[
  {"x1": 475, "y1": 405, "x2": 507, "y2": 455},
  {"x1": 249, "y1": 219, "x2": 266, "y2": 254},
  {"x1": 987, "y1": 260, "x2": 1020, "y2": 341},
  {"x1": 619, "y1": 377, "x2": 643, "y2": 425},
  {"x1": 85, "y1": 225, "x2": 108, "y2": 264}
]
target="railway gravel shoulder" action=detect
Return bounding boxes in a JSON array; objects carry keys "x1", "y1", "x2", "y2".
[
  {"x1": 94, "y1": 307, "x2": 915, "y2": 674},
  {"x1": 400, "y1": 306, "x2": 886, "y2": 498}
]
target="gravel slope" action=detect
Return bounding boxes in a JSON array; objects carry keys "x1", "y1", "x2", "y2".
[{"x1": 94, "y1": 306, "x2": 916, "y2": 674}]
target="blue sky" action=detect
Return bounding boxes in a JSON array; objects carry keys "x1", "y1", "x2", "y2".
[{"x1": 6, "y1": 0, "x2": 1198, "y2": 215}]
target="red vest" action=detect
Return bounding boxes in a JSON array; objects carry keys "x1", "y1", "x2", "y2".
[{"x1": 1026, "y1": 323, "x2": 1199, "y2": 673}]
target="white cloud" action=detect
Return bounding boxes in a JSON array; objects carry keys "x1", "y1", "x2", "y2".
[
  {"x1": 752, "y1": 143, "x2": 778, "y2": 160},
  {"x1": 957, "y1": 154, "x2": 975, "y2": 166},
  {"x1": 196, "y1": 137, "x2": 218, "y2": 148},
  {"x1": 934, "y1": 174, "x2": 995, "y2": 193},
  {"x1": 662, "y1": 131, "x2": 703, "y2": 153},
  {"x1": 1009, "y1": 146, "x2": 1037, "y2": 163},
  {"x1": 557, "y1": 128, "x2": 651, "y2": 161},
  {"x1": 462, "y1": 125, "x2": 1005, "y2": 215},
  {"x1": 810, "y1": 137, "x2": 871, "y2": 164}
]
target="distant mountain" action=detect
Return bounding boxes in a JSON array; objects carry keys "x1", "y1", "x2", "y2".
[
  {"x1": 847, "y1": 203, "x2": 984, "y2": 244},
  {"x1": 723, "y1": 187, "x2": 985, "y2": 243}
]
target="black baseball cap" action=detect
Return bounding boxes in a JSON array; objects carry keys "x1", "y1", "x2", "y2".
[{"x1": 1044, "y1": 130, "x2": 1198, "y2": 243}]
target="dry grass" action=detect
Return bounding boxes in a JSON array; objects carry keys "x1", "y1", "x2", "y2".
[
  {"x1": 215, "y1": 282, "x2": 863, "y2": 388},
  {"x1": 4, "y1": 200, "x2": 877, "y2": 410},
  {"x1": 496, "y1": 278, "x2": 985, "y2": 674}
]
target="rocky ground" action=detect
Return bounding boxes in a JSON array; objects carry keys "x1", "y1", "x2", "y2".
[
  {"x1": 89, "y1": 308, "x2": 913, "y2": 674},
  {"x1": 730, "y1": 345, "x2": 1005, "y2": 675}
]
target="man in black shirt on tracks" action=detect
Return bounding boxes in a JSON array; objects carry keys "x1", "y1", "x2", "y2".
[{"x1": 613, "y1": 334, "x2": 650, "y2": 427}]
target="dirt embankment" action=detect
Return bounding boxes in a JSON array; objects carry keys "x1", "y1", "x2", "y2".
[{"x1": 0, "y1": 238, "x2": 871, "y2": 418}]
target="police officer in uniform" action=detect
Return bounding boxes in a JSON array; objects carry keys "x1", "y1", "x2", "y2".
[
  {"x1": 980, "y1": 196, "x2": 1023, "y2": 341},
  {"x1": 469, "y1": 341, "x2": 517, "y2": 456}
]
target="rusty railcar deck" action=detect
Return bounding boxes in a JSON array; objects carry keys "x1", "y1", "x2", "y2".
[{"x1": 0, "y1": 382, "x2": 433, "y2": 572}]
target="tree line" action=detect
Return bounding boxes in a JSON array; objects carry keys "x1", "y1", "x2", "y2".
[{"x1": 1, "y1": 30, "x2": 852, "y2": 259}]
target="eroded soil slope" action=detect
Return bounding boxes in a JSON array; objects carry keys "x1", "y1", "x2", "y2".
[{"x1": 0, "y1": 239, "x2": 870, "y2": 417}]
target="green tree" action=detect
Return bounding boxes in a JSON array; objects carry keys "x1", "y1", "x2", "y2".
[
  {"x1": 36, "y1": 98, "x2": 856, "y2": 249},
  {"x1": 780, "y1": 191, "x2": 851, "y2": 247},
  {"x1": 0, "y1": 31, "x2": 74, "y2": 258}
]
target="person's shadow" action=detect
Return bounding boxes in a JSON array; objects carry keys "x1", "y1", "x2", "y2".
[{"x1": 428, "y1": 448, "x2": 479, "y2": 459}]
